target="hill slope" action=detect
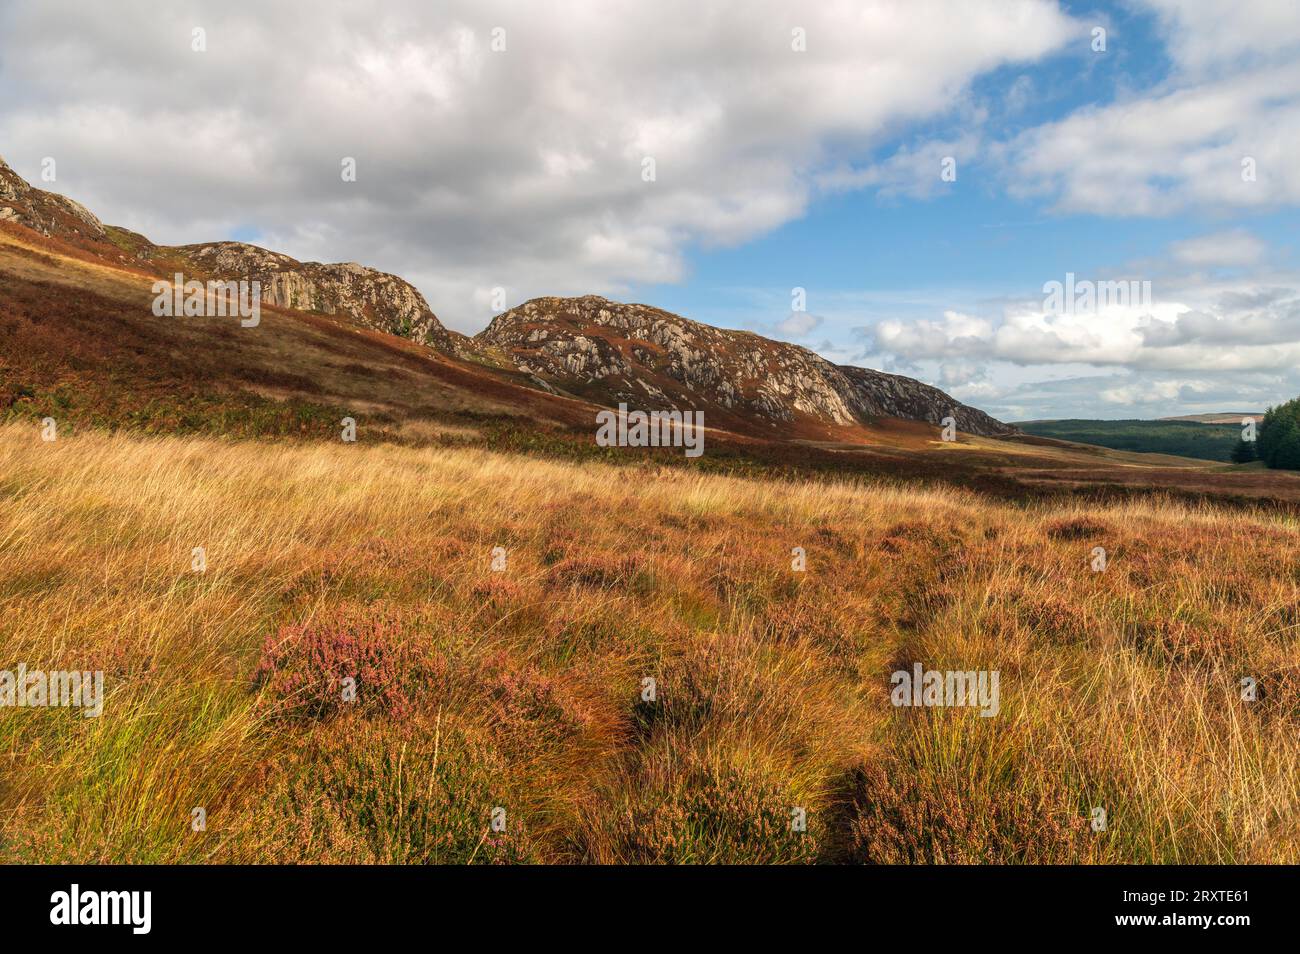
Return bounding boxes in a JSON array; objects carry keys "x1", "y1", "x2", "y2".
[
  {"x1": 0, "y1": 219, "x2": 597, "y2": 443},
  {"x1": 1016, "y1": 419, "x2": 1244, "y2": 462},
  {"x1": 1, "y1": 153, "x2": 1011, "y2": 440},
  {"x1": 478, "y1": 295, "x2": 1014, "y2": 437},
  {"x1": 11, "y1": 152, "x2": 1300, "y2": 504}
]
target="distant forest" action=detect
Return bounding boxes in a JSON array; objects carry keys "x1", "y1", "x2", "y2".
[{"x1": 1016, "y1": 419, "x2": 1242, "y2": 462}]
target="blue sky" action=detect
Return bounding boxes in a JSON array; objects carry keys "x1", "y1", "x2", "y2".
[
  {"x1": 2, "y1": 0, "x2": 1298, "y2": 421},
  {"x1": 624, "y1": 1, "x2": 1300, "y2": 420}
]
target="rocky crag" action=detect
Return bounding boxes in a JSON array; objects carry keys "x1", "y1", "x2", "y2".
[
  {"x1": 2, "y1": 155, "x2": 1013, "y2": 436},
  {"x1": 478, "y1": 295, "x2": 1014, "y2": 436}
]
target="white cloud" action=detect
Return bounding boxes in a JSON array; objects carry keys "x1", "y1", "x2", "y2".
[
  {"x1": 1003, "y1": 66, "x2": 1300, "y2": 215},
  {"x1": 1170, "y1": 229, "x2": 1267, "y2": 268},
  {"x1": 775, "y1": 311, "x2": 823, "y2": 339},
  {"x1": 939, "y1": 360, "x2": 987, "y2": 388},
  {"x1": 864, "y1": 255, "x2": 1300, "y2": 375},
  {"x1": 1141, "y1": 0, "x2": 1300, "y2": 76},
  {"x1": 998, "y1": 0, "x2": 1300, "y2": 217},
  {"x1": 0, "y1": 0, "x2": 1079, "y2": 332},
  {"x1": 1099, "y1": 379, "x2": 1187, "y2": 405},
  {"x1": 873, "y1": 310, "x2": 995, "y2": 360}
]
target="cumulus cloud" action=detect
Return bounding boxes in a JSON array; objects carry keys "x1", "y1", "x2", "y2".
[
  {"x1": 0, "y1": 0, "x2": 1079, "y2": 331},
  {"x1": 938, "y1": 361, "x2": 988, "y2": 388},
  {"x1": 871, "y1": 310, "x2": 995, "y2": 360},
  {"x1": 1005, "y1": 70, "x2": 1300, "y2": 215},
  {"x1": 998, "y1": 1, "x2": 1300, "y2": 216},
  {"x1": 1099, "y1": 379, "x2": 1191, "y2": 406},
  {"x1": 1141, "y1": 0, "x2": 1300, "y2": 76},
  {"x1": 861, "y1": 262, "x2": 1300, "y2": 376}
]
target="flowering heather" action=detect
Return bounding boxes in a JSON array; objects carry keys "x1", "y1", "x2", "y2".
[{"x1": 253, "y1": 603, "x2": 424, "y2": 722}]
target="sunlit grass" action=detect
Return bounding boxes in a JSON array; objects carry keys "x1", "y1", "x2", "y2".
[{"x1": 0, "y1": 423, "x2": 1296, "y2": 863}]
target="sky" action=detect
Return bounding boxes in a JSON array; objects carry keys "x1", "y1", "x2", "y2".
[{"x1": 1, "y1": 0, "x2": 1298, "y2": 421}]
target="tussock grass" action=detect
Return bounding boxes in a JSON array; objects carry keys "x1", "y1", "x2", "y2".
[{"x1": 0, "y1": 424, "x2": 1297, "y2": 863}]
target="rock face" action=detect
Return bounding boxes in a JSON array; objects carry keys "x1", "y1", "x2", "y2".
[
  {"x1": 0, "y1": 154, "x2": 107, "y2": 242},
  {"x1": 479, "y1": 295, "x2": 854, "y2": 426},
  {"x1": 477, "y1": 295, "x2": 1016, "y2": 436},
  {"x1": 2, "y1": 155, "x2": 1013, "y2": 437},
  {"x1": 837, "y1": 365, "x2": 1013, "y2": 435},
  {"x1": 172, "y1": 241, "x2": 455, "y2": 347},
  {"x1": 0, "y1": 154, "x2": 469, "y2": 353}
]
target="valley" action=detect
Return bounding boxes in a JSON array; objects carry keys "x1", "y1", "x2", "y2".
[{"x1": 2, "y1": 153, "x2": 1299, "y2": 866}]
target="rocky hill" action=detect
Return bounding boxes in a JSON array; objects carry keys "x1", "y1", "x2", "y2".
[
  {"x1": 154, "y1": 239, "x2": 477, "y2": 358},
  {"x1": 0, "y1": 154, "x2": 474, "y2": 356},
  {"x1": 838, "y1": 365, "x2": 1013, "y2": 436},
  {"x1": 167, "y1": 241, "x2": 463, "y2": 352},
  {"x1": 0, "y1": 155, "x2": 113, "y2": 252},
  {"x1": 2, "y1": 154, "x2": 1013, "y2": 437},
  {"x1": 477, "y1": 295, "x2": 1014, "y2": 436}
]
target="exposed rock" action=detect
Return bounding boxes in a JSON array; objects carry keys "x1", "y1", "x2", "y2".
[
  {"x1": 0, "y1": 155, "x2": 478, "y2": 355},
  {"x1": 0, "y1": 153, "x2": 107, "y2": 241},
  {"x1": 838, "y1": 365, "x2": 1015, "y2": 436},
  {"x1": 171, "y1": 241, "x2": 474, "y2": 353},
  {"x1": 1, "y1": 155, "x2": 1015, "y2": 438},
  {"x1": 478, "y1": 295, "x2": 1016, "y2": 436}
]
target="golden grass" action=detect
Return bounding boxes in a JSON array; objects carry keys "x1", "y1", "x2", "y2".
[{"x1": 0, "y1": 422, "x2": 1297, "y2": 863}]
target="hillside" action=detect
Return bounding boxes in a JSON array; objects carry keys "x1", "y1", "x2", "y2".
[
  {"x1": 8, "y1": 152, "x2": 1300, "y2": 510},
  {"x1": 2, "y1": 423, "x2": 1297, "y2": 863},
  {"x1": 1, "y1": 153, "x2": 1009, "y2": 442},
  {"x1": 9, "y1": 219, "x2": 1300, "y2": 505},
  {"x1": 1016, "y1": 418, "x2": 1244, "y2": 462},
  {"x1": 479, "y1": 295, "x2": 1015, "y2": 438},
  {"x1": 0, "y1": 220, "x2": 597, "y2": 442}
]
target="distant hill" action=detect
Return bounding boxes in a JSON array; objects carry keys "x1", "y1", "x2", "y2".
[
  {"x1": 1014, "y1": 418, "x2": 1246, "y2": 462},
  {"x1": 1160, "y1": 413, "x2": 1263, "y2": 425}
]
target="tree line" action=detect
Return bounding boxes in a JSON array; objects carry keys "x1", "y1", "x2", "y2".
[{"x1": 1233, "y1": 398, "x2": 1300, "y2": 469}]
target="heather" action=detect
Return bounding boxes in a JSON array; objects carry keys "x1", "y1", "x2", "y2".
[{"x1": 1, "y1": 424, "x2": 1296, "y2": 863}]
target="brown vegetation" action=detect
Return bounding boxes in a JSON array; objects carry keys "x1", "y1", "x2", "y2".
[{"x1": 1, "y1": 426, "x2": 1296, "y2": 863}]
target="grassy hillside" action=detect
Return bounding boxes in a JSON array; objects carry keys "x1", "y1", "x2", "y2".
[
  {"x1": 2, "y1": 424, "x2": 1297, "y2": 863},
  {"x1": 1017, "y1": 418, "x2": 1243, "y2": 462},
  {"x1": 10, "y1": 224, "x2": 1300, "y2": 509}
]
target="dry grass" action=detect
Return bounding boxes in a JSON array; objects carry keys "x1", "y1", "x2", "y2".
[{"x1": 0, "y1": 422, "x2": 1297, "y2": 863}]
